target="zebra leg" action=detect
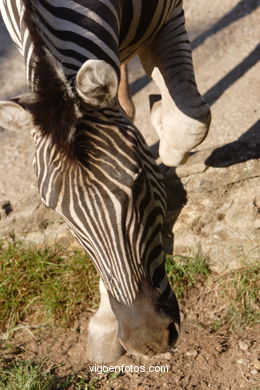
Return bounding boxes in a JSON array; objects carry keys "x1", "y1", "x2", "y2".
[
  {"x1": 140, "y1": 4, "x2": 211, "y2": 166},
  {"x1": 118, "y1": 64, "x2": 135, "y2": 121},
  {"x1": 87, "y1": 279, "x2": 125, "y2": 363}
]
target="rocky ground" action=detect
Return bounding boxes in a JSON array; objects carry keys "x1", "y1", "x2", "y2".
[{"x1": 0, "y1": 0, "x2": 259, "y2": 389}]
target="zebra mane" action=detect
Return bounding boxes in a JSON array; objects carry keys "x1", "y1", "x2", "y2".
[{"x1": 22, "y1": 0, "x2": 77, "y2": 157}]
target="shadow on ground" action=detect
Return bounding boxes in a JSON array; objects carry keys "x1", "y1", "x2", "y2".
[
  {"x1": 206, "y1": 120, "x2": 260, "y2": 167},
  {"x1": 204, "y1": 44, "x2": 260, "y2": 106},
  {"x1": 191, "y1": 0, "x2": 259, "y2": 50}
]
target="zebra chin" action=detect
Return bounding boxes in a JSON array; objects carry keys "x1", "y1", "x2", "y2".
[{"x1": 108, "y1": 281, "x2": 180, "y2": 357}]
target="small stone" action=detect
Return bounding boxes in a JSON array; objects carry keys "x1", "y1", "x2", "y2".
[
  {"x1": 252, "y1": 359, "x2": 260, "y2": 371},
  {"x1": 250, "y1": 369, "x2": 258, "y2": 375},
  {"x1": 1, "y1": 200, "x2": 13, "y2": 216},
  {"x1": 186, "y1": 350, "x2": 198, "y2": 358},
  {"x1": 161, "y1": 352, "x2": 173, "y2": 360},
  {"x1": 238, "y1": 340, "x2": 249, "y2": 351},
  {"x1": 236, "y1": 359, "x2": 249, "y2": 366},
  {"x1": 215, "y1": 345, "x2": 224, "y2": 353}
]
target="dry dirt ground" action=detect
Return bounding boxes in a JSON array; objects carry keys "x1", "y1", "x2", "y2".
[
  {"x1": 0, "y1": 288, "x2": 259, "y2": 390},
  {"x1": 0, "y1": 0, "x2": 259, "y2": 389}
]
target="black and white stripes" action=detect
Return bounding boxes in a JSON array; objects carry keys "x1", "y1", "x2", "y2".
[
  {"x1": 150, "y1": 3, "x2": 210, "y2": 119},
  {"x1": 31, "y1": 107, "x2": 168, "y2": 305},
  {"x1": 2, "y1": 0, "x2": 181, "y2": 82},
  {"x1": 0, "y1": 0, "x2": 194, "y2": 308}
]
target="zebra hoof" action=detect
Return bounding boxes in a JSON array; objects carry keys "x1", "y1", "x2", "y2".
[
  {"x1": 86, "y1": 313, "x2": 125, "y2": 363},
  {"x1": 87, "y1": 335, "x2": 125, "y2": 364},
  {"x1": 159, "y1": 142, "x2": 189, "y2": 167},
  {"x1": 76, "y1": 59, "x2": 118, "y2": 108}
]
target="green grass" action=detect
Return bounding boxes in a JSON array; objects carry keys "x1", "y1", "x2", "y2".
[
  {"x1": 0, "y1": 359, "x2": 122, "y2": 390},
  {"x1": 0, "y1": 242, "x2": 211, "y2": 332},
  {"x1": 209, "y1": 264, "x2": 260, "y2": 330},
  {"x1": 0, "y1": 361, "x2": 53, "y2": 390},
  {"x1": 0, "y1": 239, "x2": 258, "y2": 335},
  {"x1": 165, "y1": 253, "x2": 211, "y2": 299},
  {"x1": 0, "y1": 240, "x2": 99, "y2": 332},
  {"x1": 166, "y1": 253, "x2": 259, "y2": 329},
  {"x1": 0, "y1": 360, "x2": 104, "y2": 390}
]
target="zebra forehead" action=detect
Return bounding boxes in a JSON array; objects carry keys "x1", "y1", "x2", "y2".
[{"x1": 74, "y1": 115, "x2": 166, "y2": 192}]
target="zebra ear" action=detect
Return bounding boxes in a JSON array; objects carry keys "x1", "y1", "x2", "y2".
[
  {"x1": 0, "y1": 100, "x2": 34, "y2": 131},
  {"x1": 76, "y1": 59, "x2": 118, "y2": 107}
]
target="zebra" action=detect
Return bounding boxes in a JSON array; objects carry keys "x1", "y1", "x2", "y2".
[{"x1": 0, "y1": 0, "x2": 211, "y2": 363}]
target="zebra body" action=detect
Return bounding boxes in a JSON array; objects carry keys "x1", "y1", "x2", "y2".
[
  {"x1": 0, "y1": 0, "x2": 211, "y2": 362},
  {"x1": 2, "y1": 1, "x2": 176, "y2": 80}
]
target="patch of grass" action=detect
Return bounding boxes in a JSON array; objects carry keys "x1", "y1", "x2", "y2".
[
  {"x1": 0, "y1": 240, "x2": 99, "y2": 332},
  {"x1": 0, "y1": 361, "x2": 53, "y2": 390},
  {"x1": 165, "y1": 253, "x2": 211, "y2": 299},
  {"x1": 0, "y1": 360, "x2": 121, "y2": 390},
  {"x1": 166, "y1": 254, "x2": 259, "y2": 329},
  {"x1": 1, "y1": 238, "x2": 258, "y2": 335},
  {"x1": 51, "y1": 374, "x2": 102, "y2": 390},
  {"x1": 210, "y1": 264, "x2": 260, "y2": 330}
]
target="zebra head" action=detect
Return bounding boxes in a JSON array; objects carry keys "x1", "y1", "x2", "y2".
[{"x1": 0, "y1": 57, "x2": 180, "y2": 360}]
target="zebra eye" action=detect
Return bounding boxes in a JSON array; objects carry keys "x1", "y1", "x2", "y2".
[
  {"x1": 131, "y1": 169, "x2": 148, "y2": 197},
  {"x1": 133, "y1": 168, "x2": 145, "y2": 184}
]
